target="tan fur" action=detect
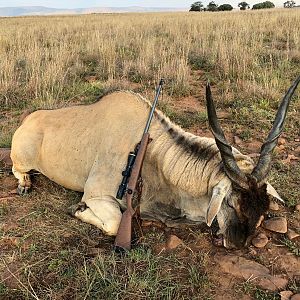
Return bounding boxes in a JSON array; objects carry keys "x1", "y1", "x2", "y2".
[{"x1": 10, "y1": 91, "x2": 256, "y2": 236}]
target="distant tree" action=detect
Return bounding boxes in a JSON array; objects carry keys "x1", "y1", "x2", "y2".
[
  {"x1": 283, "y1": 0, "x2": 296, "y2": 7},
  {"x1": 206, "y1": 1, "x2": 219, "y2": 11},
  {"x1": 218, "y1": 3, "x2": 234, "y2": 10},
  {"x1": 189, "y1": 1, "x2": 205, "y2": 11},
  {"x1": 252, "y1": 1, "x2": 275, "y2": 9},
  {"x1": 238, "y1": 1, "x2": 250, "y2": 9}
]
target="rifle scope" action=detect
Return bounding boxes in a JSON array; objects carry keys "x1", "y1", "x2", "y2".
[{"x1": 116, "y1": 151, "x2": 136, "y2": 199}]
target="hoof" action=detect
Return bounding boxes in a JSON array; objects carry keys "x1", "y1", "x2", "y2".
[
  {"x1": 17, "y1": 185, "x2": 31, "y2": 196},
  {"x1": 67, "y1": 202, "x2": 88, "y2": 216}
]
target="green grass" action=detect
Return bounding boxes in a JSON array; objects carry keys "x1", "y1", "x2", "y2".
[
  {"x1": 254, "y1": 288, "x2": 280, "y2": 300},
  {"x1": 280, "y1": 238, "x2": 300, "y2": 257},
  {"x1": 235, "y1": 282, "x2": 280, "y2": 300}
]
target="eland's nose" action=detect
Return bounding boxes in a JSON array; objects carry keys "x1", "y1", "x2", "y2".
[{"x1": 213, "y1": 234, "x2": 224, "y2": 247}]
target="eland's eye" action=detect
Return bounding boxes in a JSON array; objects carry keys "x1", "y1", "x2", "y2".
[{"x1": 227, "y1": 198, "x2": 234, "y2": 209}]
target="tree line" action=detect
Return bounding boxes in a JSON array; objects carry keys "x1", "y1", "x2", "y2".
[{"x1": 189, "y1": 0, "x2": 297, "y2": 11}]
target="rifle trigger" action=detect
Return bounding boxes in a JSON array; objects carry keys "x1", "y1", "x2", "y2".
[{"x1": 127, "y1": 189, "x2": 133, "y2": 194}]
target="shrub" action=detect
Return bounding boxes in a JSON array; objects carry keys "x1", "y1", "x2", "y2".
[
  {"x1": 252, "y1": 1, "x2": 275, "y2": 9},
  {"x1": 218, "y1": 4, "x2": 234, "y2": 10}
]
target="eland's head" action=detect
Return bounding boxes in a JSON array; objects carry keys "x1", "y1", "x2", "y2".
[{"x1": 206, "y1": 76, "x2": 300, "y2": 248}]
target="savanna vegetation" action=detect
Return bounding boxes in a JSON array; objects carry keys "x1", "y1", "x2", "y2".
[{"x1": 0, "y1": 9, "x2": 300, "y2": 299}]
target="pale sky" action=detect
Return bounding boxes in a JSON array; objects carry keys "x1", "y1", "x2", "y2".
[
  {"x1": 0, "y1": 1, "x2": 188, "y2": 8},
  {"x1": 0, "y1": 0, "x2": 291, "y2": 8}
]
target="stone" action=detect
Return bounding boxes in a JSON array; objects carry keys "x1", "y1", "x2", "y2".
[
  {"x1": 287, "y1": 229, "x2": 300, "y2": 240},
  {"x1": 295, "y1": 146, "x2": 300, "y2": 155},
  {"x1": 295, "y1": 204, "x2": 300, "y2": 212},
  {"x1": 280, "y1": 290, "x2": 293, "y2": 300},
  {"x1": 216, "y1": 254, "x2": 269, "y2": 278},
  {"x1": 215, "y1": 254, "x2": 287, "y2": 291},
  {"x1": 249, "y1": 248, "x2": 257, "y2": 256},
  {"x1": 282, "y1": 154, "x2": 299, "y2": 164},
  {"x1": 295, "y1": 138, "x2": 300, "y2": 142},
  {"x1": 256, "y1": 215, "x2": 264, "y2": 228},
  {"x1": 263, "y1": 217, "x2": 288, "y2": 233},
  {"x1": 252, "y1": 233, "x2": 269, "y2": 248},
  {"x1": 255, "y1": 276, "x2": 288, "y2": 291},
  {"x1": 165, "y1": 235, "x2": 183, "y2": 250},
  {"x1": 277, "y1": 144, "x2": 286, "y2": 152},
  {"x1": 276, "y1": 255, "x2": 300, "y2": 277},
  {"x1": 278, "y1": 138, "x2": 287, "y2": 145},
  {"x1": 291, "y1": 294, "x2": 300, "y2": 300},
  {"x1": 269, "y1": 200, "x2": 279, "y2": 211},
  {"x1": 233, "y1": 135, "x2": 242, "y2": 145}
]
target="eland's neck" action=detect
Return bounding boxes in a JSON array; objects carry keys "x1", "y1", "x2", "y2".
[{"x1": 145, "y1": 112, "x2": 223, "y2": 198}]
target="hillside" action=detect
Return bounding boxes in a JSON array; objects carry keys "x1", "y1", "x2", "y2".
[{"x1": 0, "y1": 6, "x2": 187, "y2": 17}]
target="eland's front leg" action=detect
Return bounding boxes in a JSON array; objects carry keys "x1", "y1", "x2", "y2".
[{"x1": 69, "y1": 196, "x2": 122, "y2": 236}]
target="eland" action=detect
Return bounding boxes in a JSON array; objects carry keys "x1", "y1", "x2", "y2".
[{"x1": 10, "y1": 77, "x2": 300, "y2": 248}]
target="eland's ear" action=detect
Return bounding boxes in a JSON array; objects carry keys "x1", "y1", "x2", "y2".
[
  {"x1": 266, "y1": 182, "x2": 284, "y2": 203},
  {"x1": 206, "y1": 178, "x2": 231, "y2": 226}
]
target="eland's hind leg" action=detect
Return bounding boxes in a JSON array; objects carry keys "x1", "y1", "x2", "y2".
[
  {"x1": 11, "y1": 122, "x2": 41, "y2": 195},
  {"x1": 12, "y1": 166, "x2": 32, "y2": 195}
]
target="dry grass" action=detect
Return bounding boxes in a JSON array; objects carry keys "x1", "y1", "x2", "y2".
[
  {"x1": 1, "y1": 9, "x2": 300, "y2": 300},
  {"x1": 0, "y1": 9, "x2": 299, "y2": 110}
]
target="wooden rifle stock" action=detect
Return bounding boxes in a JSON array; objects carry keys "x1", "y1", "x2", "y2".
[{"x1": 114, "y1": 133, "x2": 150, "y2": 252}]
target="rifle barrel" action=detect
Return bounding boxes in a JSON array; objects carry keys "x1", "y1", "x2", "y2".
[{"x1": 143, "y1": 79, "x2": 164, "y2": 134}]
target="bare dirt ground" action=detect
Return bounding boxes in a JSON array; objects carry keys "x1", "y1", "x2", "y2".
[{"x1": 1, "y1": 73, "x2": 300, "y2": 299}]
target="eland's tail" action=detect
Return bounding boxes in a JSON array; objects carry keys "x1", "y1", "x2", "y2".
[{"x1": 0, "y1": 148, "x2": 12, "y2": 174}]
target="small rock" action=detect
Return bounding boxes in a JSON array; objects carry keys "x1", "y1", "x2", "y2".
[
  {"x1": 295, "y1": 138, "x2": 300, "y2": 142},
  {"x1": 276, "y1": 255, "x2": 300, "y2": 277},
  {"x1": 256, "y1": 215, "x2": 264, "y2": 228},
  {"x1": 249, "y1": 248, "x2": 257, "y2": 256},
  {"x1": 216, "y1": 254, "x2": 287, "y2": 291},
  {"x1": 287, "y1": 229, "x2": 300, "y2": 240},
  {"x1": 295, "y1": 147, "x2": 300, "y2": 156},
  {"x1": 263, "y1": 217, "x2": 288, "y2": 233},
  {"x1": 165, "y1": 235, "x2": 183, "y2": 250},
  {"x1": 280, "y1": 291, "x2": 294, "y2": 300},
  {"x1": 282, "y1": 154, "x2": 299, "y2": 164},
  {"x1": 278, "y1": 138, "x2": 287, "y2": 145},
  {"x1": 252, "y1": 233, "x2": 269, "y2": 248},
  {"x1": 277, "y1": 144, "x2": 286, "y2": 152},
  {"x1": 216, "y1": 254, "x2": 269, "y2": 278},
  {"x1": 291, "y1": 294, "x2": 300, "y2": 300},
  {"x1": 233, "y1": 135, "x2": 242, "y2": 145},
  {"x1": 255, "y1": 276, "x2": 288, "y2": 291},
  {"x1": 269, "y1": 200, "x2": 279, "y2": 211},
  {"x1": 295, "y1": 204, "x2": 300, "y2": 212}
]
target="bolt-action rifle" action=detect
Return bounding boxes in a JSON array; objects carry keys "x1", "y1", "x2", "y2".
[{"x1": 114, "y1": 79, "x2": 164, "y2": 252}]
